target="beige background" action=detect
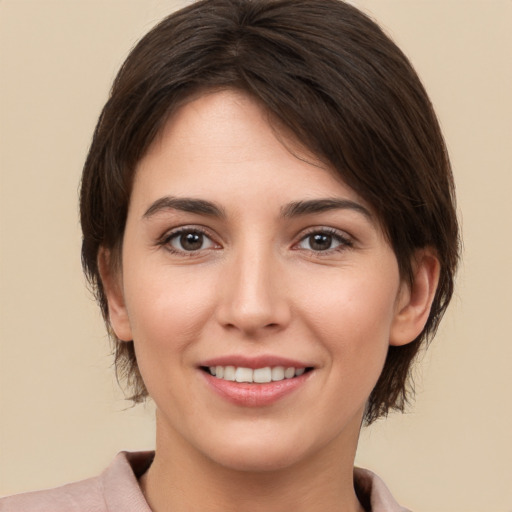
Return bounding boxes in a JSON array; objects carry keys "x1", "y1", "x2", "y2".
[{"x1": 1, "y1": 0, "x2": 511, "y2": 510}]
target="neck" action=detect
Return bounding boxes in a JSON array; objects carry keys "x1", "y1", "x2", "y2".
[{"x1": 140, "y1": 413, "x2": 365, "y2": 512}]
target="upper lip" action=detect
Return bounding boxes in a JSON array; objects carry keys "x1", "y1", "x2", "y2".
[{"x1": 199, "y1": 355, "x2": 314, "y2": 369}]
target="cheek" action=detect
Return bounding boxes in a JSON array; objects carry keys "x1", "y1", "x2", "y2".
[
  {"x1": 122, "y1": 265, "x2": 217, "y2": 361},
  {"x1": 301, "y1": 268, "x2": 398, "y2": 329},
  {"x1": 121, "y1": 266, "x2": 221, "y2": 414},
  {"x1": 296, "y1": 264, "x2": 399, "y2": 369}
]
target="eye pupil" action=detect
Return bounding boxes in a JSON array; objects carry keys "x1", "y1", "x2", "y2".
[
  {"x1": 310, "y1": 233, "x2": 332, "y2": 251},
  {"x1": 180, "y1": 232, "x2": 203, "y2": 251}
]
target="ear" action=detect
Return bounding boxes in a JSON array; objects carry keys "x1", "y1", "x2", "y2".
[
  {"x1": 389, "y1": 248, "x2": 440, "y2": 347},
  {"x1": 97, "y1": 247, "x2": 133, "y2": 342}
]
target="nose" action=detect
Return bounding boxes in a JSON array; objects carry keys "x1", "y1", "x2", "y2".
[{"x1": 215, "y1": 244, "x2": 291, "y2": 337}]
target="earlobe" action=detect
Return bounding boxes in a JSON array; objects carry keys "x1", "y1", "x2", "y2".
[
  {"x1": 389, "y1": 248, "x2": 440, "y2": 347},
  {"x1": 97, "y1": 247, "x2": 133, "y2": 342}
]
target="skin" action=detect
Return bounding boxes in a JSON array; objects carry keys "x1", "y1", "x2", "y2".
[{"x1": 100, "y1": 90, "x2": 439, "y2": 512}]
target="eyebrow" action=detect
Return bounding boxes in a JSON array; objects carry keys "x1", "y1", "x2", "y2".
[
  {"x1": 142, "y1": 196, "x2": 372, "y2": 222},
  {"x1": 143, "y1": 196, "x2": 226, "y2": 219},
  {"x1": 281, "y1": 198, "x2": 372, "y2": 220}
]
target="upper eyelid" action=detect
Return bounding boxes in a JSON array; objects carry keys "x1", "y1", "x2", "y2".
[
  {"x1": 156, "y1": 226, "x2": 220, "y2": 252},
  {"x1": 295, "y1": 226, "x2": 353, "y2": 241},
  {"x1": 160, "y1": 225, "x2": 217, "y2": 241},
  {"x1": 159, "y1": 226, "x2": 222, "y2": 255},
  {"x1": 157, "y1": 224, "x2": 354, "y2": 249},
  {"x1": 292, "y1": 227, "x2": 354, "y2": 251}
]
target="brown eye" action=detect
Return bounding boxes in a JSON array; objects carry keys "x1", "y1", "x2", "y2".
[
  {"x1": 308, "y1": 233, "x2": 334, "y2": 251},
  {"x1": 297, "y1": 230, "x2": 351, "y2": 252},
  {"x1": 168, "y1": 230, "x2": 215, "y2": 252}
]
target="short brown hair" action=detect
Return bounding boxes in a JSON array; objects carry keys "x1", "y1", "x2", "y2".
[{"x1": 80, "y1": 0, "x2": 459, "y2": 424}]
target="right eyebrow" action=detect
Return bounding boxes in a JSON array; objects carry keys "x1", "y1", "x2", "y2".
[
  {"x1": 142, "y1": 196, "x2": 226, "y2": 220},
  {"x1": 281, "y1": 198, "x2": 372, "y2": 221}
]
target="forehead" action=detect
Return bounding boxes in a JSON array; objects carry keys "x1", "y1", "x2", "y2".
[
  {"x1": 133, "y1": 89, "x2": 369, "y2": 210},
  {"x1": 144, "y1": 89, "x2": 319, "y2": 170}
]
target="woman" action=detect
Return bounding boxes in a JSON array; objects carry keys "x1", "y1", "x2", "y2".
[{"x1": 0, "y1": 0, "x2": 459, "y2": 510}]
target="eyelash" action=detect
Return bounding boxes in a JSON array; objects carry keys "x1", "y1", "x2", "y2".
[
  {"x1": 294, "y1": 227, "x2": 353, "y2": 255},
  {"x1": 157, "y1": 226, "x2": 353, "y2": 256},
  {"x1": 158, "y1": 226, "x2": 219, "y2": 256}
]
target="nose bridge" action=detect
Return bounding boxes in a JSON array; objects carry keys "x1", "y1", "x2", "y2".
[{"x1": 217, "y1": 236, "x2": 289, "y2": 335}]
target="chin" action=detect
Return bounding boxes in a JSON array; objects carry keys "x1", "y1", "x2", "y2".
[
  {"x1": 195, "y1": 425, "x2": 326, "y2": 474},
  {"x1": 209, "y1": 444, "x2": 306, "y2": 473}
]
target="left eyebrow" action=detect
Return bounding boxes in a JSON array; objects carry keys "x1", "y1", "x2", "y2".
[
  {"x1": 142, "y1": 196, "x2": 226, "y2": 219},
  {"x1": 281, "y1": 198, "x2": 372, "y2": 220}
]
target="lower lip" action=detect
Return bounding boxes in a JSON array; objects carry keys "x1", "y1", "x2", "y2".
[{"x1": 201, "y1": 370, "x2": 312, "y2": 407}]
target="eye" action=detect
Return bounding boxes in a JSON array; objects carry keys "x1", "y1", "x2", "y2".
[
  {"x1": 166, "y1": 229, "x2": 218, "y2": 253},
  {"x1": 296, "y1": 229, "x2": 352, "y2": 252}
]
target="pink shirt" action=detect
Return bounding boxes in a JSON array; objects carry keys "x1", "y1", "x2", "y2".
[{"x1": 0, "y1": 452, "x2": 411, "y2": 511}]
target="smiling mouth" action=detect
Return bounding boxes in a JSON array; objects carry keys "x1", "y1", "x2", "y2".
[{"x1": 201, "y1": 366, "x2": 314, "y2": 384}]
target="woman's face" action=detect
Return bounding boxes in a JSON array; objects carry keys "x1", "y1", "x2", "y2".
[{"x1": 107, "y1": 90, "x2": 411, "y2": 471}]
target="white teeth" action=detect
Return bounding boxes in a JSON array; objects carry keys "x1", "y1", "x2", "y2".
[
  {"x1": 284, "y1": 367, "x2": 295, "y2": 379},
  {"x1": 235, "y1": 367, "x2": 253, "y2": 383},
  {"x1": 223, "y1": 366, "x2": 236, "y2": 381},
  {"x1": 208, "y1": 365, "x2": 308, "y2": 383},
  {"x1": 271, "y1": 366, "x2": 285, "y2": 381},
  {"x1": 253, "y1": 367, "x2": 272, "y2": 383}
]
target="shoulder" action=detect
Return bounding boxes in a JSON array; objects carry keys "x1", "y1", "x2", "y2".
[
  {"x1": 0, "y1": 451, "x2": 154, "y2": 512},
  {"x1": 0, "y1": 475, "x2": 104, "y2": 512},
  {"x1": 354, "y1": 467, "x2": 413, "y2": 512}
]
